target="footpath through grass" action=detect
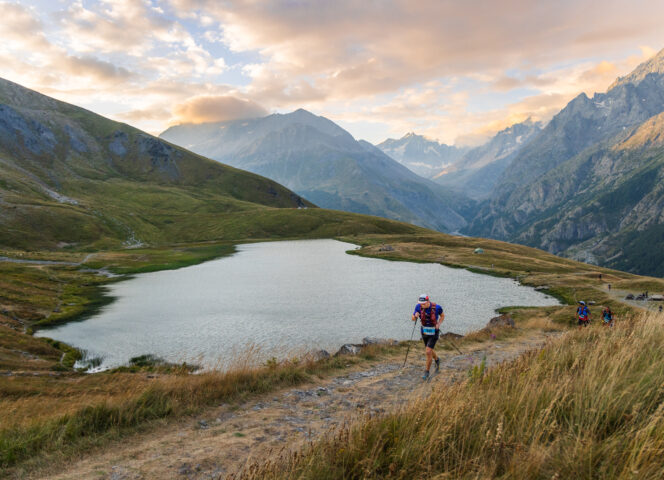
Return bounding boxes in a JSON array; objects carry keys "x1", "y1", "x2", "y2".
[
  {"x1": 0, "y1": 343, "x2": 404, "y2": 476},
  {"x1": 237, "y1": 312, "x2": 664, "y2": 480}
]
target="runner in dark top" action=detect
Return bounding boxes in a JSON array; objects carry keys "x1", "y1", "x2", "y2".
[{"x1": 412, "y1": 294, "x2": 444, "y2": 380}]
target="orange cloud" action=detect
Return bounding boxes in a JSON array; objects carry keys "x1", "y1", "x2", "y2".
[
  {"x1": 169, "y1": 0, "x2": 664, "y2": 108},
  {"x1": 172, "y1": 95, "x2": 267, "y2": 124}
]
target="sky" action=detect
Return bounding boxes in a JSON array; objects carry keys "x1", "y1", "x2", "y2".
[{"x1": 1, "y1": 0, "x2": 663, "y2": 146}]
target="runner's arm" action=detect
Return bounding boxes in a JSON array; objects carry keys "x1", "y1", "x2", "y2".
[
  {"x1": 437, "y1": 311, "x2": 445, "y2": 329},
  {"x1": 412, "y1": 304, "x2": 421, "y2": 322}
]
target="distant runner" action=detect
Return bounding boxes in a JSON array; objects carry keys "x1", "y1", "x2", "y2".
[
  {"x1": 602, "y1": 306, "x2": 614, "y2": 327},
  {"x1": 412, "y1": 294, "x2": 444, "y2": 380},
  {"x1": 577, "y1": 301, "x2": 591, "y2": 328}
]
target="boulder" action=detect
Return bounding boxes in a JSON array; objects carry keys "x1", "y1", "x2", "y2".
[
  {"x1": 379, "y1": 244, "x2": 394, "y2": 252},
  {"x1": 335, "y1": 344, "x2": 363, "y2": 356},
  {"x1": 487, "y1": 314, "x2": 515, "y2": 328},
  {"x1": 625, "y1": 293, "x2": 635, "y2": 300},
  {"x1": 306, "y1": 350, "x2": 331, "y2": 362},
  {"x1": 362, "y1": 337, "x2": 398, "y2": 346}
]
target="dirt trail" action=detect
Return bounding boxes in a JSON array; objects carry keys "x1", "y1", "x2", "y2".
[{"x1": 41, "y1": 331, "x2": 559, "y2": 480}]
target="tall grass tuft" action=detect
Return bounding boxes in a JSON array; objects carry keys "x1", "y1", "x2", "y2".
[{"x1": 237, "y1": 312, "x2": 664, "y2": 479}]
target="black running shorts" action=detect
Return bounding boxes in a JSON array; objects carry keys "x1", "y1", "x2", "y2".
[{"x1": 422, "y1": 330, "x2": 439, "y2": 349}]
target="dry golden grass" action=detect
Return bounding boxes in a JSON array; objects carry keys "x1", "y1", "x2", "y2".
[
  {"x1": 237, "y1": 311, "x2": 664, "y2": 479},
  {"x1": 0, "y1": 342, "x2": 403, "y2": 473}
]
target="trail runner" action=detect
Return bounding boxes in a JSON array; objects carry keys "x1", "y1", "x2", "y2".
[
  {"x1": 412, "y1": 294, "x2": 444, "y2": 380},
  {"x1": 577, "y1": 301, "x2": 591, "y2": 328},
  {"x1": 602, "y1": 306, "x2": 614, "y2": 327}
]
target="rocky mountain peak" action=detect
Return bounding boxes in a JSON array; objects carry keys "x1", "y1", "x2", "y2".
[{"x1": 609, "y1": 48, "x2": 664, "y2": 90}]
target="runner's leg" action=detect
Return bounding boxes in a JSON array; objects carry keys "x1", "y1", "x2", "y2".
[{"x1": 425, "y1": 346, "x2": 433, "y2": 372}]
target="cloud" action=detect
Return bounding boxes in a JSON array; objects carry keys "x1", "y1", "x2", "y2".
[
  {"x1": 2, "y1": 0, "x2": 663, "y2": 143},
  {"x1": 62, "y1": 55, "x2": 134, "y2": 82},
  {"x1": 0, "y1": 2, "x2": 50, "y2": 50},
  {"x1": 167, "y1": 0, "x2": 664, "y2": 108},
  {"x1": 58, "y1": 0, "x2": 175, "y2": 54},
  {"x1": 172, "y1": 95, "x2": 268, "y2": 124},
  {"x1": 116, "y1": 106, "x2": 171, "y2": 122}
]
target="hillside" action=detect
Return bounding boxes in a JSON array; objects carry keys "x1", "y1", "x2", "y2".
[
  {"x1": 376, "y1": 132, "x2": 464, "y2": 178},
  {"x1": 466, "y1": 49, "x2": 664, "y2": 276},
  {"x1": 0, "y1": 79, "x2": 422, "y2": 251},
  {"x1": 161, "y1": 110, "x2": 472, "y2": 233}
]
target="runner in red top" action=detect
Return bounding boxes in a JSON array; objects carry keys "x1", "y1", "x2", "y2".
[{"x1": 412, "y1": 294, "x2": 445, "y2": 380}]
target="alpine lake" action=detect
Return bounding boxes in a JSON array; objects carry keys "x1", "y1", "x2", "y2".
[{"x1": 37, "y1": 240, "x2": 560, "y2": 370}]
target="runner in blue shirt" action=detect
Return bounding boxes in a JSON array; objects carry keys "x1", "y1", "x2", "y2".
[
  {"x1": 577, "y1": 301, "x2": 590, "y2": 329},
  {"x1": 412, "y1": 294, "x2": 445, "y2": 380}
]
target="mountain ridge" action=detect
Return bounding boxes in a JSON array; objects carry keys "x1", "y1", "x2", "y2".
[
  {"x1": 376, "y1": 132, "x2": 464, "y2": 178},
  {"x1": 465, "y1": 48, "x2": 664, "y2": 276},
  {"x1": 434, "y1": 118, "x2": 542, "y2": 199},
  {"x1": 161, "y1": 110, "x2": 472, "y2": 233}
]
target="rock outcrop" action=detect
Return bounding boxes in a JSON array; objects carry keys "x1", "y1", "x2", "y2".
[
  {"x1": 335, "y1": 344, "x2": 363, "y2": 356},
  {"x1": 487, "y1": 314, "x2": 515, "y2": 328}
]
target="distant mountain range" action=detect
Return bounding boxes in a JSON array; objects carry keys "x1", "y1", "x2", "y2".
[
  {"x1": 467, "y1": 48, "x2": 664, "y2": 276},
  {"x1": 433, "y1": 119, "x2": 542, "y2": 199},
  {"x1": 0, "y1": 78, "x2": 418, "y2": 250},
  {"x1": 376, "y1": 133, "x2": 465, "y2": 178},
  {"x1": 161, "y1": 110, "x2": 472, "y2": 233}
]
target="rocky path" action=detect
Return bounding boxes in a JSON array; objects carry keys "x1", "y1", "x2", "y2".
[{"x1": 41, "y1": 331, "x2": 558, "y2": 480}]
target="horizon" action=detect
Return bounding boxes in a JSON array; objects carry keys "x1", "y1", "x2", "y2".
[{"x1": 1, "y1": 1, "x2": 663, "y2": 146}]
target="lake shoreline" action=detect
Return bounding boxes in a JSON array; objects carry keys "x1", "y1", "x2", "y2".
[{"x1": 34, "y1": 239, "x2": 558, "y2": 370}]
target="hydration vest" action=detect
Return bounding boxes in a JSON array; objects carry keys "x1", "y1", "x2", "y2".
[
  {"x1": 577, "y1": 306, "x2": 589, "y2": 320},
  {"x1": 420, "y1": 303, "x2": 438, "y2": 327}
]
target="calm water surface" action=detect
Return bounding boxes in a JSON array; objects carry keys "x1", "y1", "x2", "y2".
[{"x1": 38, "y1": 240, "x2": 558, "y2": 369}]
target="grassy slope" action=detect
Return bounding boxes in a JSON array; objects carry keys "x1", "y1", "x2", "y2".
[
  {"x1": 242, "y1": 313, "x2": 664, "y2": 480},
  {"x1": 0, "y1": 77, "x2": 328, "y2": 250}
]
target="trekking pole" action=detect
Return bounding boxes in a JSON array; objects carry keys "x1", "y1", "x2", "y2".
[
  {"x1": 402, "y1": 318, "x2": 418, "y2": 369},
  {"x1": 443, "y1": 336, "x2": 464, "y2": 355}
]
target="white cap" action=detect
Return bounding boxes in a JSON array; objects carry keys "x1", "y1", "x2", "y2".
[{"x1": 418, "y1": 294, "x2": 429, "y2": 304}]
